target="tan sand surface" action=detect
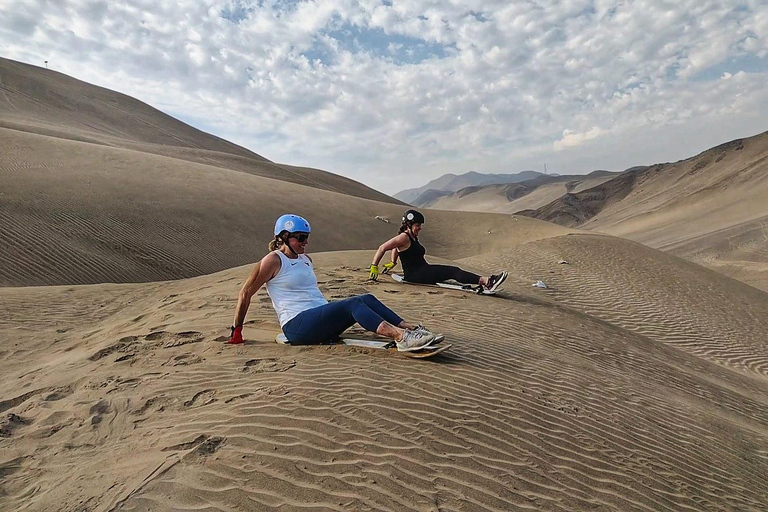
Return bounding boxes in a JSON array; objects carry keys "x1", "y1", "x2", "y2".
[{"x1": 2, "y1": 242, "x2": 768, "y2": 511}]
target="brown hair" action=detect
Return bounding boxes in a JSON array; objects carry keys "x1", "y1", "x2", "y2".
[
  {"x1": 268, "y1": 232, "x2": 288, "y2": 251},
  {"x1": 398, "y1": 221, "x2": 410, "y2": 234}
]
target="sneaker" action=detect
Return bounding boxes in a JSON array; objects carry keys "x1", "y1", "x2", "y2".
[
  {"x1": 396, "y1": 329, "x2": 437, "y2": 352},
  {"x1": 415, "y1": 324, "x2": 444, "y2": 344},
  {"x1": 485, "y1": 271, "x2": 508, "y2": 292}
]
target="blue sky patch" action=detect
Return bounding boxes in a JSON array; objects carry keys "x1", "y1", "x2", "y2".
[
  {"x1": 692, "y1": 54, "x2": 768, "y2": 81},
  {"x1": 220, "y1": 1, "x2": 255, "y2": 24},
  {"x1": 468, "y1": 11, "x2": 488, "y2": 23},
  {"x1": 309, "y1": 23, "x2": 451, "y2": 65}
]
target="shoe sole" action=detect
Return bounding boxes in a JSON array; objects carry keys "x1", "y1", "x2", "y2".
[
  {"x1": 398, "y1": 339, "x2": 440, "y2": 352},
  {"x1": 489, "y1": 272, "x2": 508, "y2": 293}
]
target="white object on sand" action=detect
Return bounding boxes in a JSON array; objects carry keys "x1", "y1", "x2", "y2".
[{"x1": 532, "y1": 280, "x2": 548, "y2": 289}]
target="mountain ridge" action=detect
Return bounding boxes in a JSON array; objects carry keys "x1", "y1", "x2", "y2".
[{"x1": 394, "y1": 170, "x2": 546, "y2": 204}]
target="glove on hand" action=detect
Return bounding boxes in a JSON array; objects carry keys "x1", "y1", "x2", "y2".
[
  {"x1": 381, "y1": 262, "x2": 396, "y2": 274},
  {"x1": 369, "y1": 264, "x2": 379, "y2": 281},
  {"x1": 228, "y1": 325, "x2": 244, "y2": 344}
]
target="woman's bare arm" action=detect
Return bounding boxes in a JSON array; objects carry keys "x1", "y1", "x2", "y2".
[
  {"x1": 372, "y1": 233, "x2": 410, "y2": 266},
  {"x1": 232, "y1": 252, "x2": 281, "y2": 327}
]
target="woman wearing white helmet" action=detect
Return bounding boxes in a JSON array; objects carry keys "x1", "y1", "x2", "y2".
[
  {"x1": 370, "y1": 209, "x2": 507, "y2": 292},
  {"x1": 228, "y1": 214, "x2": 440, "y2": 350}
]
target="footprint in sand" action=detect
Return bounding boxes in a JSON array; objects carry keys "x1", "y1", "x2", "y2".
[
  {"x1": 89, "y1": 336, "x2": 138, "y2": 361},
  {"x1": 89, "y1": 399, "x2": 111, "y2": 427},
  {"x1": 183, "y1": 389, "x2": 217, "y2": 408},
  {"x1": 44, "y1": 385, "x2": 75, "y2": 401},
  {"x1": 133, "y1": 395, "x2": 180, "y2": 415},
  {"x1": 0, "y1": 414, "x2": 31, "y2": 438},
  {"x1": 162, "y1": 354, "x2": 204, "y2": 366},
  {"x1": 243, "y1": 358, "x2": 296, "y2": 373}
]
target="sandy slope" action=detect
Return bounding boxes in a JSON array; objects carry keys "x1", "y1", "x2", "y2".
[
  {"x1": 0, "y1": 126, "x2": 398, "y2": 286},
  {"x1": 0, "y1": 58, "x2": 397, "y2": 204},
  {"x1": 2, "y1": 234, "x2": 768, "y2": 511}
]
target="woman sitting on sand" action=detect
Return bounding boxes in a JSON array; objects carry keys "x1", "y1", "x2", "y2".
[
  {"x1": 228, "y1": 214, "x2": 440, "y2": 351},
  {"x1": 369, "y1": 209, "x2": 508, "y2": 292}
]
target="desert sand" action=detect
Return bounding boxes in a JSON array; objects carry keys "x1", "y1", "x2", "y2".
[
  {"x1": 3, "y1": 241, "x2": 768, "y2": 511},
  {"x1": 3, "y1": 58, "x2": 768, "y2": 511}
]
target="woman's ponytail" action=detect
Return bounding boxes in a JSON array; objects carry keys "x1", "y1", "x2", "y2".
[{"x1": 268, "y1": 234, "x2": 283, "y2": 252}]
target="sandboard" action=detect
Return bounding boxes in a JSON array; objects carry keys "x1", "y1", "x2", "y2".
[
  {"x1": 275, "y1": 333, "x2": 451, "y2": 359},
  {"x1": 391, "y1": 273, "x2": 497, "y2": 295}
]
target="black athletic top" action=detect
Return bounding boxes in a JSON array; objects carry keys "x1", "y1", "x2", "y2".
[
  {"x1": 399, "y1": 233, "x2": 428, "y2": 278},
  {"x1": 398, "y1": 232, "x2": 481, "y2": 285}
]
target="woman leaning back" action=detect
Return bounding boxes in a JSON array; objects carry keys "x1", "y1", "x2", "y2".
[
  {"x1": 228, "y1": 214, "x2": 442, "y2": 350},
  {"x1": 369, "y1": 209, "x2": 508, "y2": 292}
]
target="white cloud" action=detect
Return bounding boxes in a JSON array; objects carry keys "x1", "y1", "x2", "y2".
[
  {"x1": 1, "y1": 0, "x2": 767, "y2": 194},
  {"x1": 554, "y1": 127, "x2": 604, "y2": 151}
]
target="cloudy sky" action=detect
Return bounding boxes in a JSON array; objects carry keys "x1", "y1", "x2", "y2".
[{"x1": 2, "y1": 1, "x2": 768, "y2": 194}]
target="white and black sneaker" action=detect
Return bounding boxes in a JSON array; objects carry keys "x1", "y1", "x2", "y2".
[
  {"x1": 415, "y1": 324, "x2": 444, "y2": 344},
  {"x1": 485, "y1": 271, "x2": 508, "y2": 292},
  {"x1": 396, "y1": 329, "x2": 438, "y2": 352}
]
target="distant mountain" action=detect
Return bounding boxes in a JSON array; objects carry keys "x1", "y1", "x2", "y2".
[
  {"x1": 412, "y1": 188, "x2": 453, "y2": 206},
  {"x1": 516, "y1": 130, "x2": 768, "y2": 292},
  {"x1": 419, "y1": 171, "x2": 619, "y2": 214},
  {"x1": 515, "y1": 170, "x2": 641, "y2": 225},
  {"x1": 394, "y1": 170, "x2": 547, "y2": 205}
]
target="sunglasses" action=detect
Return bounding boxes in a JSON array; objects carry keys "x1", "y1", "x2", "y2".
[{"x1": 290, "y1": 233, "x2": 310, "y2": 242}]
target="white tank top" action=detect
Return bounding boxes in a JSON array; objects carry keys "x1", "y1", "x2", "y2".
[{"x1": 265, "y1": 250, "x2": 328, "y2": 327}]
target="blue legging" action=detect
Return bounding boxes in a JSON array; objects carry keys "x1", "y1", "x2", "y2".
[{"x1": 282, "y1": 294, "x2": 403, "y2": 344}]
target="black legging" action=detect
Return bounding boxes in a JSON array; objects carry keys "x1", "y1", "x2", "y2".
[{"x1": 404, "y1": 264, "x2": 480, "y2": 285}]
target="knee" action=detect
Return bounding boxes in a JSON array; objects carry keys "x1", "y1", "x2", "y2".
[{"x1": 359, "y1": 293, "x2": 380, "y2": 306}]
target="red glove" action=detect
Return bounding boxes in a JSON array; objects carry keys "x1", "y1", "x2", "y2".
[{"x1": 228, "y1": 325, "x2": 244, "y2": 344}]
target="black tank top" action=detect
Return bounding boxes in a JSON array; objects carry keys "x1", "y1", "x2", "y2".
[{"x1": 399, "y1": 233, "x2": 428, "y2": 276}]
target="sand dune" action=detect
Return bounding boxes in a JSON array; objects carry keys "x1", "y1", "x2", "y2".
[
  {"x1": 2, "y1": 237, "x2": 768, "y2": 511},
  {"x1": 0, "y1": 130, "x2": 549, "y2": 286},
  {"x1": 0, "y1": 57, "x2": 398, "y2": 201},
  {"x1": 0, "y1": 57, "x2": 402, "y2": 286}
]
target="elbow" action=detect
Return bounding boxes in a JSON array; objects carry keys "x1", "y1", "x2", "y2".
[{"x1": 238, "y1": 287, "x2": 253, "y2": 303}]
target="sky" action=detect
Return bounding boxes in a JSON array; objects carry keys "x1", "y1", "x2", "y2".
[{"x1": 2, "y1": 0, "x2": 768, "y2": 195}]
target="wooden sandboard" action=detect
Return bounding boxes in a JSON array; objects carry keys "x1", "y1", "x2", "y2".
[
  {"x1": 391, "y1": 273, "x2": 497, "y2": 295},
  {"x1": 275, "y1": 333, "x2": 450, "y2": 359}
]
